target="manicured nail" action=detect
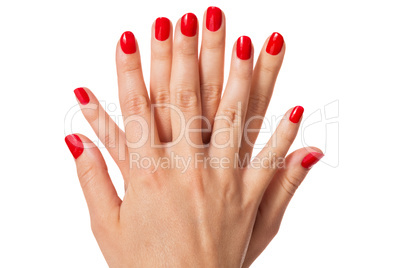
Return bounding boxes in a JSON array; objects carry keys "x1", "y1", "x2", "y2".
[
  {"x1": 289, "y1": 106, "x2": 304, "y2": 123},
  {"x1": 120, "y1": 31, "x2": 136, "y2": 54},
  {"x1": 155, "y1": 17, "x2": 170, "y2": 41},
  {"x1": 236, "y1": 36, "x2": 252, "y2": 60},
  {"x1": 266, "y1": 32, "x2": 284, "y2": 55},
  {"x1": 206, "y1": 6, "x2": 222, "y2": 32},
  {"x1": 74, "y1": 87, "x2": 89, "y2": 105},
  {"x1": 301, "y1": 152, "x2": 324, "y2": 169},
  {"x1": 65, "y1": 134, "x2": 84, "y2": 159},
  {"x1": 181, "y1": 13, "x2": 197, "y2": 37}
]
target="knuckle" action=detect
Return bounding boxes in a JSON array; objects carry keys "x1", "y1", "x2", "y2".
[
  {"x1": 270, "y1": 222, "x2": 281, "y2": 238},
  {"x1": 218, "y1": 104, "x2": 244, "y2": 127},
  {"x1": 78, "y1": 165, "x2": 99, "y2": 192},
  {"x1": 104, "y1": 130, "x2": 117, "y2": 149},
  {"x1": 280, "y1": 172, "x2": 304, "y2": 196},
  {"x1": 247, "y1": 93, "x2": 269, "y2": 115},
  {"x1": 90, "y1": 219, "x2": 107, "y2": 236},
  {"x1": 255, "y1": 208, "x2": 281, "y2": 241},
  {"x1": 174, "y1": 89, "x2": 198, "y2": 110},
  {"x1": 152, "y1": 47, "x2": 172, "y2": 61},
  {"x1": 259, "y1": 153, "x2": 278, "y2": 170},
  {"x1": 123, "y1": 92, "x2": 149, "y2": 116},
  {"x1": 202, "y1": 38, "x2": 224, "y2": 51},
  {"x1": 278, "y1": 126, "x2": 296, "y2": 145},
  {"x1": 201, "y1": 84, "x2": 222, "y2": 106},
  {"x1": 259, "y1": 209, "x2": 281, "y2": 239},
  {"x1": 152, "y1": 89, "x2": 170, "y2": 104},
  {"x1": 90, "y1": 213, "x2": 116, "y2": 237},
  {"x1": 121, "y1": 59, "x2": 142, "y2": 77},
  {"x1": 178, "y1": 40, "x2": 198, "y2": 56},
  {"x1": 81, "y1": 103, "x2": 100, "y2": 125},
  {"x1": 233, "y1": 67, "x2": 253, "y2": 81},
  {"x1": 259, "y1": 61, "x2": 280, "y2": 75}
]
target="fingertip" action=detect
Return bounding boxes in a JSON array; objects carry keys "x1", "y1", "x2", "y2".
[
  {"x1": 266, "y1": 32, "x2": 284, "y2": 56},
  {"x1": 301, "y1": 151, "x2": 324, "y2": 169},
  {"x1": 74, "y1": 87, "x2": 90, "y2": 105},
  {"x1": 65, "y1": 134, "x2": 84, "y2": 159},
  {"x1": 65, "y1": 134, "x2": 100, "y2": 161},
  {"x1": 289, "y1": 105, "x2": 304, "y2": 123},
  {"x1": 120, "y1": 31, "x2": 137, "y2": 54},
  {"x1": 236, "y1": 35, "x2": 253, "y2": 60},
  {"x1": 205, "y1": 6, "x2": 223, "y2": 32},
  {"x1": 154, "y1": 17, "x2": 171, "y2": 41},
  {"x1": 180, "y1": 12, "x2": 198, "y2": 37},
  {"x1": 284, "y1": 147, "x2": 324, "y2": 169}
]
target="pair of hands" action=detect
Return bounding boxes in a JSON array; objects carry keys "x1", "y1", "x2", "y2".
[{"x1": 65, "y1": 6, "x2": 323, "y2": 267}]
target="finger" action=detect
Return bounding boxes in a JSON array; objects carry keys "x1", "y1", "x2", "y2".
[
  {"x1": 116, "y1": 31, "x2": 160, "y2": 154},
  {"x1": 243, "y1": 147, "x2": 324, "y2": 267},
  {"x1": 199, "y1": 6, "x2": 226, "y2": 143},
  {"x1": 150, "y1": 17, "x2": 173, "y2": 142},
  {"x1": 170, "y1": 13, "x2": 202, "y2": 147},
  {"x1": 240, "y1": 32, "x2": 285, "y2": 162},
  {"x1": 73, "y1": 87, "x2": 129, "y2": 180},
  {"x1": 209, "y1": 36, "x2": 253, "y2": 159},
  {"x1": 65, "y1": 134, "x2": 121, "y2": 226},
  {"x1": 245, "y1": 106, "x2": 304, "y2": 193}
]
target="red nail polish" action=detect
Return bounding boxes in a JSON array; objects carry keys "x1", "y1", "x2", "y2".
[
  {"x1": 289, "y1": 106, "x2": 304, "y2": 123},
  {"x1": 65, "y1": 134, "x2": 84, "y2": 159},
  {"x1": 155, "y1": 17, "x2": 170, "y2": 41},
  {"x1": 181, "y1": 13, "x2": 197, "y2": 37},
  {"x1": 301, "y1": 152, "x2": 324, "y2": 169},
  {"x1": 266, "y1": 32, "x2": 284, "y2": 55},
  {"x1": 120, "y1": 31, "x2": 136, "y2": 54},
  {"x1": 206, "y1": 6, "x2": 222, "y2": 32},
  {"x1": 236, "y1": 36, "x2": 252, "y2": 60},
  {"x1": 74, "y1": 87, "x2": 89, "y2": 105}
]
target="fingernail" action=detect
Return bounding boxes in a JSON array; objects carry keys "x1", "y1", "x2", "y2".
[
  {"x1": 266, "y1": 32, "x2": 284, "y2": 55},
  {"x1": 236, "y1": 36, "x2": 252, "y2": 60},
  {"x1": 65, "y1": 134, "x2": 84, "y2": 159},
  {"x1": 289, "y1": 106, "x2": 304, "y2": 123},
  {"x1": 74, "y1": 87, "x2": 89, "y2": 105},
  {"x1": 206, "y1": 6, "x2": 222, "y2": 32},
  {"x1": 120, "y1": 31, "x2": 136, "y2": 54},
  {"x1": 181, "y1": 13, "x2": 197, "y2": 37},
  {"x1": 155, "y1": 17, "x2": 170, "y2": 41},
  {"x1": 301, "y1": 152, "x2": 324, "y2": 169}
]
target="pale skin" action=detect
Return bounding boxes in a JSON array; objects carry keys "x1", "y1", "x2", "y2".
[{"x1": 66, "y1": 7, "x2": 323, "y2": 267}]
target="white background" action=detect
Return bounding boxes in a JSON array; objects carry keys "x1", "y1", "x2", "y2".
[{"x1": 0, "y1": 0, "x2": 401, "y2": 267}]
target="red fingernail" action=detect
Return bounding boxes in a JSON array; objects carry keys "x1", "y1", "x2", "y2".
[
  {"x1": 74, "y1": 87, "x2": 89, "y2": 105},
  {"x1": 266, "y1": 32, "x2": 284, "y2": 55},
  {"x1": 65, "y1": 134, "x2": 84, "y2": 159},
  {"x1": 236, "y1": 36, "x2": 252, "y2": 60},
  {"x1": 289, "y1": 106, "x2": 304, "y2": 123},
  {"x1": 301, "y1": 152, "x2": 324, "y2": 169},
  {"x1": 181, "y1": 13, "x2": 197, "y2": 37},
  {"x1": 206, "y1": 6, "x2": 222, "y2": 32},
  {"x1": 120, "y1": 31, "x2": 136, "y2": 54},
  {"x1": 155, "y1": 17, "x2": 170, "y2": 41}
]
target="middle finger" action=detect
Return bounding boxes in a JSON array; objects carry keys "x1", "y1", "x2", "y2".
[{"x1": 170, "y1": 13, "x2": 202, "y2": 148}]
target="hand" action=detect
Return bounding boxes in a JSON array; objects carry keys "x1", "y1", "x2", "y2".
[{"x1": 65, "y1": 6, "x2": 324, "y2": 267}]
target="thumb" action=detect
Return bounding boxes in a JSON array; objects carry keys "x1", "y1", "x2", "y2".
[
  {"x1": 261, "y1": 147, "x2": 324, "y2": 229},
  {"x1": 65, "y1": 134, "x2": 121, "y2": 227},
  {"x1": 243, "y1": 147, "x2": 324, "y2": 267},
  {"x1": 269, "y1": 147, "x2": 324, "y2": 202}
]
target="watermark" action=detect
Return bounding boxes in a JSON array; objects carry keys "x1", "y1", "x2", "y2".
[
  {"x1": 64, "y1": 100, "x2": 339, "y2": 168},
  {"x1": 129, "y1": 151, "x2": 285, "y2": 173}
]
